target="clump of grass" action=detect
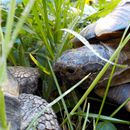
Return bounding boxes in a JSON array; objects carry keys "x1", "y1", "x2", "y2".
[{"x1": 0, "y1": 0, "x2": 35, "y2": 129}]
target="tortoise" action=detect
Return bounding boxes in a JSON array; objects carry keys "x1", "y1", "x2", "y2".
[
  {"x1": 2, "y1": 66, "x2": 60, "y2": 130},
  {"x1": 53, "y1": 0, "x2": 130, "y2": 111}
]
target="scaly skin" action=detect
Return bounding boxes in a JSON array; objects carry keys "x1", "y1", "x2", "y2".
[{"x1": 95, "y1": 84, "x2": 130, "y2": 112}]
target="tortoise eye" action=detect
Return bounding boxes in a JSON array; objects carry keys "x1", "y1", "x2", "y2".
[{"x1": 66, "y1": 67, "x2": 75, "y2": 74}]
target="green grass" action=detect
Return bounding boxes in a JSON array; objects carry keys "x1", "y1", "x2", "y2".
[
  {"x1": 0, "y1": 0, "x2": 35, "y2": 129},
  {"x1": 0, "y1": 0, "x2": 130, "y2": 130}
]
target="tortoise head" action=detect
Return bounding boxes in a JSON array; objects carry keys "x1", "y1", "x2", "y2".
[{"x1": 54, "y1": 44, "x2": 113, "y2": 85}]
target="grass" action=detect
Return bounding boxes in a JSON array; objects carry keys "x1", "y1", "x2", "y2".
[
  {"x1": 0, "y1": 0, "x2": 36, "y2": 129},
  {"x1": 0, "y1": 0, "x2": 130, "y2": 130}
]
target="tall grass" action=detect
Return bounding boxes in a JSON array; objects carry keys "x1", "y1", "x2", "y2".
[
  {"x1": 1, "y1": 0, "x2": 130, "y2": 130},
  {"x1": 26, "y1": 1, "x2": 86, "y2": 129},
  {"x1": 0, "y1": 0, "x2": 85, "y2": 129},
  {"x1": 0, "y1": 0, "x2": 35, "y2": 129}
]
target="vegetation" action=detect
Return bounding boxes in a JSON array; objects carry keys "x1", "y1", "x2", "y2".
[{"x1": 0, "y1": 0, "x2": 130, "y2": 130}]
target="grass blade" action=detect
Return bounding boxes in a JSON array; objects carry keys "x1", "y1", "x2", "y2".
[
  {"x1": 96, "y1": 55, "x2": 119, "y2": 125},
  {"x1": 0, "y1": 89, "x2": 7, "y2": 129},
  {"x1": 7, "y1": 0, "x2": 36, "y2": 56},
  {"x1": 110, "y1": 98, "x2": 130, "y2": 117},
  {"x1": 4, "y1": 0, "x2": 16, "y2": 57},
  {"x1": 48, "y1": 60, "x2": 74, "y2": 130},
  {"x1": 30, "y1": 53, "x2": 50, "y2": 75},
  {"x1": 73, "y1": 112, "x2": 130, "y2": 125},
  {"x1": 82, "y1": 103, "x2": 90, "y2": 130}
]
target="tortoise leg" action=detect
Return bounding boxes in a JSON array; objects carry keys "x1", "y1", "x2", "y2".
[
  {"x1": 95, "y1": 84, "x2": 130, "y2": 112},
  {"x1": 7, "y1": 66, "x2": 40, "y2": 94}
]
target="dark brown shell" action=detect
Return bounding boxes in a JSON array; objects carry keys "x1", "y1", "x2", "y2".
[{"x1": 54, "y1": 1, "x2": 130, "y2": 110}]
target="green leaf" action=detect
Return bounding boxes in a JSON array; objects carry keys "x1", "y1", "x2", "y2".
[
  {"x1": 29, "y1": 53, "x2": 50, "y2": 75},
  {"x1": 73, "y1": 112, "x2": 130, "y2": 125},
  {"x1": 0, "y1": 89, "x2": 7, "y2": 129},
  {"x1": 96, "y1": 122, "x2": 117, "y2": 130}
]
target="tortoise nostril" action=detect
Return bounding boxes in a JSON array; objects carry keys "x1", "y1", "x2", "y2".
[{"x1": 66, "y1": 67, "x2": 75, "y2": 74}]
